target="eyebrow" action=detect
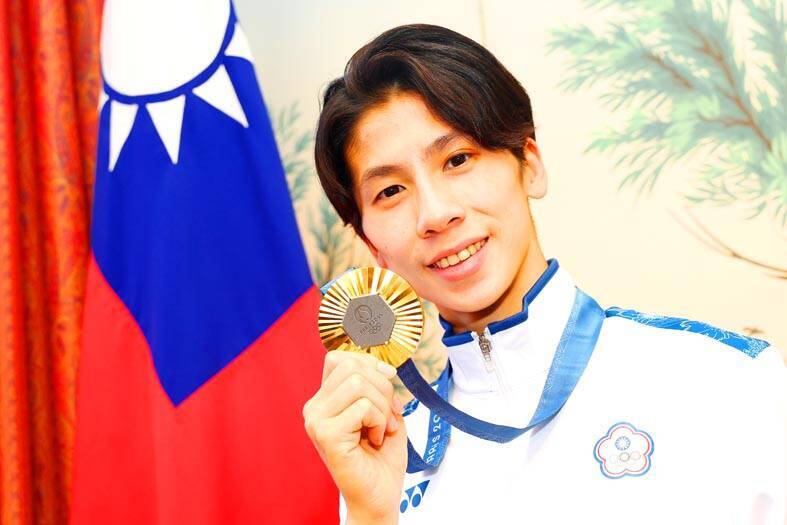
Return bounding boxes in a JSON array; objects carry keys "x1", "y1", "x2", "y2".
[
  {"x1": 358, "y1": 131, "x2": 463, "y2": 187},
  {"x1": 423, "y1": 131, "x2": 462, "y2": 160},
  {"x1": 359, "y1": 164, "x2": 400, "y2": 187}
]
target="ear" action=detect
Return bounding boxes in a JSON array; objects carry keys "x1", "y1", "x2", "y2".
[
  {"x1": 523, "y1": 138, "x2": 547, "y2": 199},
  {"x1": 362, "y1": 235, "x2": 388, "y2": 268}
]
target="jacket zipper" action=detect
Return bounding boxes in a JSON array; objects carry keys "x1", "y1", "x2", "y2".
[
  {"x1": 476, "y1": 329, "x2": 509, "y2": 393},
  {"x1": 477, "y1": 331, "x2": 495, "y2": 372}
]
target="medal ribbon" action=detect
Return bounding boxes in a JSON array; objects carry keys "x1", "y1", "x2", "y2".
[{"x1": 400, "y1": 288, "x2": 604, "y2": 473}]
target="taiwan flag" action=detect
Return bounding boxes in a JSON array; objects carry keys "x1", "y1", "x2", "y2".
[{"x1": 70, "y1": 1, "x2": 337, "y2": 523}]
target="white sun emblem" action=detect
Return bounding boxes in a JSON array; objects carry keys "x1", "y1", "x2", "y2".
[
  {"x1": 98, "y1": 0, "x2": 254, "y2": 171},
  {"x1": 615, "y1": 436, "x2": 631, "y2": 451}
]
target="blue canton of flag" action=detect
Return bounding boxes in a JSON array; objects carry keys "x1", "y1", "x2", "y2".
[{"x1": 92, "y1": 5, "x2": 311, "y2": 404}]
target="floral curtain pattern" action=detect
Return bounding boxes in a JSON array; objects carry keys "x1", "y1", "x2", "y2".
[{"x1": 0, "y1": 0, "x2": 100, "y2": 522}]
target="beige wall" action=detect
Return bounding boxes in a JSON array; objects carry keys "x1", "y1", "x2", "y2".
[{"x1": 236, "y1": 0, "x2": 787, "y2": 375}]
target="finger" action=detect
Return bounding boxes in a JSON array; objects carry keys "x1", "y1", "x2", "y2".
[
  {"x1": 316, "y1": 362, "x2": 399, "y2": 435},
  {"x1": 336, "y1": 397, "x2": 388, "y2": 447},
  {"x1": 308, "y1": 356, "x2": 399, "y2": 440},
  {"x1": 319, "y1": 373, "x2": 398, "y2": 433},
  {"x1": 315, "y1": 397, "x2": 388, "y2": 453},
  {"x1": 321, "y1": 356, "x2": 396, "y2": 405},
  {"x1": 318, "y1": 352, "x2": 400, "y2": 434},
  {"x1": 322, "y1": 350, "x2": 397, "y2": 383}
]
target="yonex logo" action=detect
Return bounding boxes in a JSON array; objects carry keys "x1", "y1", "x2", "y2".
[{"x1": 400, "y1": 480, "x2": 431, "y2": 513}]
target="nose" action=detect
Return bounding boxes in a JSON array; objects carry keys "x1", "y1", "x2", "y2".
[{"x1": 415, "y1": 177, "x2": 465, "y2": 237}]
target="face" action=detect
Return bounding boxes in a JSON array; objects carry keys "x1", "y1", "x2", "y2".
[{"x1": 347, "y1": 93, "x2": 547, "y2": 332}]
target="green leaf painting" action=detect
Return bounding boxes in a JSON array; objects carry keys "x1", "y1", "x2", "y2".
[
  {"x1": 308, "y1": 195, "x2": 353, "y2": 286},
  {"x1": 273, "y1": 102, "x2": 356, "y2": 286},
  {"x1": 273, "y1": 102, "x2": 314, "y2": 206},
  {"x1": 547, "y1": 0, "x2": 787, "y2": 226}
]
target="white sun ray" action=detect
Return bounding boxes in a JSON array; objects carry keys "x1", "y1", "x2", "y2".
[
  {"x1": 109, "y1": 100, "x2": 138, "y2": 171},
  {"x1": 98, "y1": 90, "x2": 108, "y2": 112},
  {"x1": 102, "y1": 0, "x2": 253, "y2": 169},
  {"x1": 147, "y1": 95, "x2": 186, "y2": 164},
  {"x1": 192, "y1": 65, "x2": 249, "y2": 128},
  {"x1": 225, "y1": 24, "x2": 254, "y2": 63}
]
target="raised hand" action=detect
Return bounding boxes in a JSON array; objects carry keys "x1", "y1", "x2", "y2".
[{"x1": 303, "y1": 351, "x2": 407, "y2": 524}]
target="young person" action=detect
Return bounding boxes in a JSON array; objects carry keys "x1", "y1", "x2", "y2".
[{"x1": 302, "y1": 24, "x2": 785, "y2": 524}]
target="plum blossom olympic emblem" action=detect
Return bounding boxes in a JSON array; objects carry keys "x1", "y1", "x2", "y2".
[{"x1": 594, "y1": 422, "x2": 654, "y2": 479}]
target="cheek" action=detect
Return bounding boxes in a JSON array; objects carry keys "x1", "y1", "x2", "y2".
[
  {"x1": 363, "y1": 215, "x2": 410, "y2": 261},
  {"x1": 461, "y1": 160, "x2": 525, "y2": 208},
  {"x1": 461, "y1": 178, "x2": 526, "y2": 222}
]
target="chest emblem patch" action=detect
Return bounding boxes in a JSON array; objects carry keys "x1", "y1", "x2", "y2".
[{"x1": 594, "y1": 422, "x2": 653, "y2": 478}]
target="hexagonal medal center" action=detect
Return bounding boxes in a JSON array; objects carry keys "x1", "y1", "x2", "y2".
[{"x1": 342, "y1": 294, "x2": 396, "y2": 348}]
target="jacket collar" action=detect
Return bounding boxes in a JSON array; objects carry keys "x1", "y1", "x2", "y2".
[{"x1": 437, "y1": 259, "x2": 579, "y2": 394}]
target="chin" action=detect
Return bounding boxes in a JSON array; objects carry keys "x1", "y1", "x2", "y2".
[{"x1": 429, "y1": 286, "x2": 502, "y2": 317}]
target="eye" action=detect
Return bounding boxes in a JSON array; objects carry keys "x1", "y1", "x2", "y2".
[
  {"x1": 376, "y1": 184, "x2": 404, "y2": 201},
  {"x1": 445, "y1": 153, "x2": 470, "y2": 169}
]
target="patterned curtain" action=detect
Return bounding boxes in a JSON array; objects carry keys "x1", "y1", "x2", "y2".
[{"x1": 0, "y1": 0, "x2": 100, "y2": 522}]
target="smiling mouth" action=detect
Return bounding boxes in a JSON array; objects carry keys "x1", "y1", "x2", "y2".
[{"x1": 429, "y1": 238, "x2": 487, "y2": 269}]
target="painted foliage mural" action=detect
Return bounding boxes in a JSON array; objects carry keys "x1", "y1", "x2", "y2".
[{"x1": 548, "y1": 0, "x2": 787, "y2": 279}]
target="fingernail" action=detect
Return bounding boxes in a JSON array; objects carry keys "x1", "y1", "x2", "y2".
[
  {"x1": 376, "y1": 360, "x2": 397, "y2": 378},
  {"x1": 392, "y1": 395, "x2": 404, "y2": 415}
]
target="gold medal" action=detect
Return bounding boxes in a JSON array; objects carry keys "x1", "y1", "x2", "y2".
[{"x1": 318, "y1": 267, "x2": 424, "y2": 367}]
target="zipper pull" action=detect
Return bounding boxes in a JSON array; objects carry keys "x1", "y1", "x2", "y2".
[{"x1": 477, "y1": 331, "x2": 494, "y2": 372}]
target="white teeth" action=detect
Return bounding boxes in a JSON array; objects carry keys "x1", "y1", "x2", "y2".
[{"x1": 432, "y1": 239, "x2": 486, "y2": 269}]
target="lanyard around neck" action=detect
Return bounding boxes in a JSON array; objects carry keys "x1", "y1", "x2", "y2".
[{"x1": 400, "y1": 288, "x2": 604, "y2": 473}]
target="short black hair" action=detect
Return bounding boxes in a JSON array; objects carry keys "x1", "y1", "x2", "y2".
[{"x1": 315, "y1": 24, "x2": 536, "y2": 237}]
